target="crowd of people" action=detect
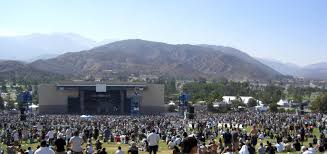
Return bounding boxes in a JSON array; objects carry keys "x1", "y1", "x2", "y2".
[{"x1": 0, "y1": 110, "x2": 326, "y2": 154}]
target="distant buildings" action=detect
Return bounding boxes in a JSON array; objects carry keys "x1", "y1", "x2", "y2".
[
  {"x1": 277, "y1": 99, "x2": 291, "y2": 107},
  {"x1": 222, "y1": 96, "x2": 263, "y2": 105}
]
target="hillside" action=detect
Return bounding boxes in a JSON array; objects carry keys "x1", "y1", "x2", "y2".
[
  {"x1": 0, "y1": 60, "x2": 65, "y2": 83},
  {"x1": 258, "y1": 58, "x2": 327, "y2": 80},
  {"x1": 0, "y1": 33, "x2": 97, "y2": 61},
  {"x1": 297, "y1": 62, "x2": 327, "y2": 80},
  {"x1": 257, "y1": 58, "x2": 301, "y2": 76},
  {"x1": 30, "y1": 39, "x2": 282, "y2": 81}
]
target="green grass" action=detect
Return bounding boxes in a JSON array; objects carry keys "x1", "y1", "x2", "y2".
[
  {"x1": 0, "y1": 140, "x2": 171, "y2": 154},
  {"x1": 0, "y1": 128, "x2": 323, "y2": 153}
]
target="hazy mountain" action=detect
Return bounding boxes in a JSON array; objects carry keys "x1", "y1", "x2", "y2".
[
  {"x1": 199, "y1": 45, "x2": 280, "y2": 78},
  {"x1": 258, "y1": 58, "x2": 327, "y2": 80},
  {"x1": 304, "y1": 62, "x2": 327, "y2": 70},
  {"x1": 297, "y1": 62, "x2": 327, "y2": 80},
  {"x1": 27, "y1": 53, "x2": 60, "y2": 62},
  {"x1": 30, "y1": 39, "x2": 282, "y2": 81},
  {"x1": 0, "y1": 33, "x2": 97, "y2": 60},
  {"x1": 0, "y1": 60, "x2": 64, "y2": 82},
  {"x1": 257, "y1": 58, "x2": 301, "y2": 76}
]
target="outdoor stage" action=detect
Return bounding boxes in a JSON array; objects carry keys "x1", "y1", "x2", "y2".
[{"x1": 38, "y1": 81, "x2": 165, "y2": 115}]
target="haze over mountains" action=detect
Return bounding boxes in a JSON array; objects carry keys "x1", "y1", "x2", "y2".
[
  {"x1": 30, "y1": 39, "x2": 283, "y2": 81},
  {"x1": 258, "y1": 59, "x2": 327, "y2": 80},
  {"x1": 0, "y1": 33, "x2": 116, "y2": 61},
  {"x1": 0, "y1": 33, "x2": 326, "y2": 80}
]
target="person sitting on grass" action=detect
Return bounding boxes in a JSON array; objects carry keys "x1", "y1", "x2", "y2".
[
  {"x1": 98, "y1": 148, "x2": 107, "y2": 154},
  {"x1": 34, "y1": 140, "x2": 55, "y2": 154},
  {"x1": 26, "y1": 146, "x2": 33, "y2": 154},
  {"x1": 95, "y1": 139, "x2": 102, "y2": 151},
  {"x1": 54, "y1": 133, "x2": 66, "y2": 154},
  {"x1": 115, "y1": 146, "x2": 124, "y2": 154},
  {"x1": 128, "y1": 142, "x2": 139, "y2": 154}
]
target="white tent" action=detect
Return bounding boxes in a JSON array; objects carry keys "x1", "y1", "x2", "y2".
[
  {"x1": 80, "y1": 115, "x2": 94, "y2": 118},
  {"x1": 255, "y1": 105, "x2": 268, "y2": 112},
  {"x1": 29, "y1": 104, "x2": 39, "y2": 109},
  {"x1": 168, "y1": 102, "x2": 176, "y2": 106},
  {"x1": 277, "y1": 99, "x2": 290, "y2": 106}
]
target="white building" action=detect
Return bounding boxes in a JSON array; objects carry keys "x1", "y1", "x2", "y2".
[
  {"x1": 222, "y1": 96, "x2": 262, "y2": 105},
  {"x1": 277, "y1": 99, "x2": 291, "y2": 107}
]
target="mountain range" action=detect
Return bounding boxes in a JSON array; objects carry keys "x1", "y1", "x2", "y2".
[
  {"x1": 258, "y1": 59, "x2": 327, "y2": 80},
  {"x1": 0, "y1": 60, "x2": 64, "y2": 83},
  {"x1": 0, "y1": 33, "x2": 116, "y2": 61},
  {"x1": 29, "y1": 39, "x2": 284, "y2": 81},
  {"x1": 0, "y1": 33, "x2": 325, "y2": 81}
]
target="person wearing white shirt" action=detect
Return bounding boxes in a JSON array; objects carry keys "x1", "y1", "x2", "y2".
[
  {"x1": 69, "y1": 131, "x2": 83, "y2": 153},
  {"x1": 34, "y1": 141, "x2": 55, "y2": 154},
  {"x1": 66, "y1": 128, "x2": 72, "y2": 142},
  {"x1": 174, "y1": 135, "x2": 182, "y2": 146},
  {"x1": 306, "y1": 143, "x2": 316, "y2": 154},
  {"x1": 147, "y1": 130, "x2": 160, "y2": 154},
  {"x1": 168, "y1": 140, "x2": 176, "y2": 149},
  {"x1": 239, "y1": 144, "x2": 249, "y2": 154},
  {"x1": 46, "y1": 130, "x2": 55, "y2": 145},
  {"x1": 26, "y1": 147, "x2": 33, "y2": 154},
  {"x1": 13, "y1": 131, "x2": 19, "y2": 143},
  {"x1": 275, "y1": 142, "x2": 284, "y2": 152},
  {"x1": 115, "y1": 146, "x2": 124, "y2": 154},
  {"x1": 258, "y1": 133, "x2": 265, "y2": 140}
]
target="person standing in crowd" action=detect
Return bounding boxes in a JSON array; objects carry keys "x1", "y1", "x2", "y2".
[
  {"x1": 181, "y1": 136, "x2": 198, "y2": 154},
  {"x1": 34, "y1": 140, "x2": 55, "y2": 154},
  {"x1": 65, "y1": 127, "x2": 72, "y2": 142},
  {"x1": 69, "y1": 131, "x2": 83, "y2": 154},
  {"x1": 54, "y1": 134, "x2": 66, "y2": 154},
  {"x1": 103, "y1": 127, "x2": 111, "y2": 143},
  {"x1": 147, "y1": 130, "x2": 160, "y2": 154},
  {"x1": 231, "y1": 128, "x2": 239, "y2": 152},
  {"x1": 46, "y1": 128, "x2": 55, "y2": 145},
  {"x1": 223, "y1": 129, "x2": 232, "y2": 147}
]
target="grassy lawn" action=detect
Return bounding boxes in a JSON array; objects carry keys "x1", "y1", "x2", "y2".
[
  {"x1": 0, "y1": 128, "x2": 323, "y2": 153},
  {"x1": 0, "y1": 140, "x2": 171, "y2": 154}
]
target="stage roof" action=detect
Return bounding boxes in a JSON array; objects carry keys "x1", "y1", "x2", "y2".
[{"x1": 56, "y1": 81, "x2": 147, "y2": 88}]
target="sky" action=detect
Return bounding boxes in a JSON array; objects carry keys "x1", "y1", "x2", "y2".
[{"x1": 0, "y1": 0, "x2": 326, "y2": 66}]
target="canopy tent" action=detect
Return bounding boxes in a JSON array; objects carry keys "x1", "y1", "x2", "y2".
[
  {"x1": 80, "y1": 115, "x2": 94, "y2": 118},
  {"x1": 29, "y1": 104, "x2": 39, "y2": 109},
  {"x1": 168, "y1": 102, "x2": 176, "y2": 106}
]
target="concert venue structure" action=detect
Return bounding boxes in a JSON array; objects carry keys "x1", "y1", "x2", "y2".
[{"x1": 38, "y1": 81, "x2": 165, "y2": 115}]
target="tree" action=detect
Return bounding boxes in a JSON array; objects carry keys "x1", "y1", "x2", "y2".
[
  {"x1": 247, "y1": 98, "x2": 258, "y2": 108},
  {"x1": 207, "y1": 91, "x2": 222, "y2": 103},
  {"x1": 231, "y1": 99, "x2": 244, "y2": 108},
  {"x1": 198, "y1": 77, "x2": 207, "y2": 84},
  {"x1": 269, "y1": 103, "x2": 278, "y2": 113},
  {"x1": 6, "y1": 100, "x2": 15, "y2": 110},
  {"x1": 207, "y1": 102, "x2": 215, "y2": 112},
  {"x1": 0, "y1": 96, "x2": 4, "y2": 110},
  {"x1": 1, "y1": 83, "x2": 7, "y2": 93},
  {"x1": 167, "y1": 105, "x2": 177, "y2": 112},
  {"x1": 311, "y1": 93, "x2": 327, "y2": 113}
]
